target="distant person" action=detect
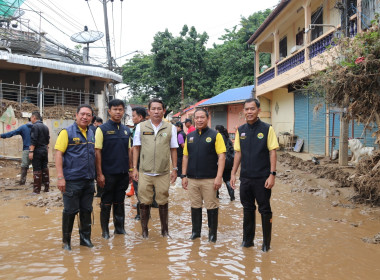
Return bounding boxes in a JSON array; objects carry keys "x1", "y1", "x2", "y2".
[
  {"x1": 231, "y1": 98, "x2": 279, "y2": 252},
  {"x1": 184, "y1": 118, "x2": 195, "y2": 134},
  {"x1": 89, "y1": 116, "x2": 97, "y2": 134},
  {"x1": 175, "y1": 121, "x2": 186, "y2": 185},
  {"x1": 0, "y1": 120, "x2": 33, "y2": 185},
  {"x1": 132, "y1": 98, "x2": 178, "y2": 238},
  {"x1": 181, "y1": 108, "x2": 226, "y2": 242},
  {"x1": 55, "y1": 104, "x2": 95, "y2": 251},
  {"x1": 92, "y1": 116, "x2": 103, "y2": 198},
  {"x1": 29, "y1": 111, "x2": 50, "y2": 194},
  {"x1": 96, "y1": 99, "x2": 132, "y2": 239},
  {"x1": 215, "y1": 125, "x2": 235, "y2": 201}
]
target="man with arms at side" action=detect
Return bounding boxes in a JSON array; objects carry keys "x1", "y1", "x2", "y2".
[
  {"x1": 55, "y1": 104, "x2": 96, "y2": 250},
  {"x1": 174, "y1": 121, "x2": 186, "y2": 186},
  {"x1": 29, "y1": 111, "x2": 50, "y2": 194},
  {"x1": 181, "y1": 108, "x2": 226, "y2": 242},
  {"x1": 132, "y1": 98, "x2": 178, "y2": 238},
  {"x1": 184, "y1": 118, "x2": 195, "y2": 134},
  {"x1": 96, "y1": 99, "x2": 132, "y2": 239},
  {"x1": 231, "y1": 98, "x2": 279, "y2": 252}
]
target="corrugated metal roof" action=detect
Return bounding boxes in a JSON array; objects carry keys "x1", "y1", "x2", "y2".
[
  {"x1": 200, "y1": 85, "x2": 254, "y2": 107},
  {"x1": 173, "y1": 99, "x2": 209, "y2": 117},
  {"x1": 0, "y1": 50, "x2": 122, "y2": 82}
]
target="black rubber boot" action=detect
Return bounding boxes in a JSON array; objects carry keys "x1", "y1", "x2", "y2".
[
  {"x1": 79, "y1": 210, "x2": 94, "y2": 248},
  {"x1": 62, "y1": 212, "x2": 76, "y2": 251},
  {"x1": 113, "y1": 203, "x2": 126, "y2": 234},
  {"x1": 216, "y1": 190, "x2": 220, "y2": 199},
  {"x1": 225, "y1": 181, "x2": 235, "y2": 201},
  {"x1": 32, "y1": 171, "x2": 42, "y2": 194},
  {"x1": 100, "y1": 203, "x2": 112, "y2": 239},
  {"x1": 190, "y1": 207, "x2": 202, "y2": 240},
  {"x1": 42, "y1": 168, "x2": 50, "y2": 192},
  {"x1": 140, "y1": 203, "x2": 150, "y2": 238},
  {"x1": 95, "y1": 184, "x2": 103, "y2": 197},
  {"x1": 19, "y1": 167, "x2": 28, "y2": 185},
  {"x1": 261, "y1": 213, "x2": 272, "y2": 252},
  {"x1": 241, "y1": 209, "x2": 255, "y2": 248},
  {"x1": 159, "y1": 203, "x2": 169, "y2": 237},
  {"x1": 207, "y1": 208, "x2": 218, "y2": 243},
  {"x1": 135, "y1": 202, "x2": 141, "y2": 220}
]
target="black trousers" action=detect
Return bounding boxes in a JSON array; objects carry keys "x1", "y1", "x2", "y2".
[
  {"x1": 63, "y1": 179, "x2": 95, "y2": 214},
  {"x1": 177, "y1": 157, "x2": 183, "y2": 177},
  {"x1": 239, "y1": 177, "x2": 272, "y2": 214},
  {"x1": 101, "y1": 173, "x2": 129, "y2": 204},
  {"x1": 32, "y1": 148, "x2": 48, "y2": 171},
  {"x1": 133, "y1": 180, "x2": 140, "y2": 202}
]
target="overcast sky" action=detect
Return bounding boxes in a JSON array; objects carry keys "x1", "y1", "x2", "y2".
[{"x1": 22, "y1": 0, "x2": 280, "y2": 66}]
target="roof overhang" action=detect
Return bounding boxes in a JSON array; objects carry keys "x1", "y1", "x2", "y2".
[
  {"x1": 200, "y1": 100, "x2": 247, "y2": 107},
  {"x1": 0, "y1": 50, "x2": 122, "y2": 82}
]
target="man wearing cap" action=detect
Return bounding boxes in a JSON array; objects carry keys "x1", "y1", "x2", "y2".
[{"x1": 184, "y1": 118, "x2": 195, "y2": 134}]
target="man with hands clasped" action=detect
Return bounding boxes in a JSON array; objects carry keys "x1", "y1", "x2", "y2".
[{"x1": 181, "y1": 108, "x2": 226, "y2": 243}]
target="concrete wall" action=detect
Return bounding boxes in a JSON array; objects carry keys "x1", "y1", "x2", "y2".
[{"x1": 271, "y1": 89, "x2": 295, "y2": 144}]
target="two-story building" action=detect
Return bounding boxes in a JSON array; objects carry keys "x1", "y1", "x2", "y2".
[{"x1": 249, "y1": 0, "x2": 378, "y2": 155}]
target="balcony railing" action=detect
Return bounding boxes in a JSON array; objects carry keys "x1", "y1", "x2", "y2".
[
  {"x1": 277, "y1": 49, "x2": 305, "y2": 75},
  {"x1": 308, "y1": 32, "x2": 334, "y2": 59},
  {"x1": 257, "y1": 67, "x2": 275, "y2": 85}
]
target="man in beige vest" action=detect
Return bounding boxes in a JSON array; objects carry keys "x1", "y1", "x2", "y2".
[{"x1": 132, "y1": 98, "x2": 178, "y2": 238}]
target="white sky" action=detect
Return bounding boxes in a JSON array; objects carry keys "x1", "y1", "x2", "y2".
[{"x1": 21, "y1": 0, "x2": 280, "y2": 66}]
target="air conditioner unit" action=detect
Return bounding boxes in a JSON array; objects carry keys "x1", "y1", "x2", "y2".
[{"x1": 290, "y1": 45, "x2": 302, "y2": 54}]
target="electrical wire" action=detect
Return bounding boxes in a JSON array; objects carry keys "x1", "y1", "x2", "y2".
[{"x1": 111, "y1": 0, "x2": 117, "y2": 62}]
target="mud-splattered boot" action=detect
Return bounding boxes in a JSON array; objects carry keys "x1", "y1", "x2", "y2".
[
  {"x1": 32, "y1": 171, "x2": 42, "y2": 194},
  {"x1": 79, "y1": 210, "x2": 94, "y2": 248},
  {"x1": 225, "y1": 181, "x2": 235, "y2": 201},
  {"x1": 140, "y1": 203, "x2": 150, "y2": 238},
  {"x1": 261, "y1": 213, "x2": 272, "y2": 252},
  {"x1": 207, "y1": 208, "x2": 218, "y2": 243},
  {"x1": 42, "y1": 168, "x2": 50, "y2": 192},
  {"x1": 241, "y1": 209, "x2": 255, "y2": 248},
  {"x1": 190, "y1": 207, "x2": 202, "y2": 240},
  {"x1": 159, "y1": 203, "x2": 169, "y2": 237},
  {"x1": 134, "y1": 202, "x2": 141, "y2": 220},
  {"x1": 19, "y1": 167, "x2": 28, "y2": 185},
  {"x1": 113, "y1": 203, "x2": 127, "y2": 234},
  {"x1": 62, "y1": 212, "x2": 76, "y2": 251},
  {"x1": 100, "y1": 203, "x2": 112, "y2": 239}
]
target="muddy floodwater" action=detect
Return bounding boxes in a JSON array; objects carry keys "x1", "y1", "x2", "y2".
[{"x1": 0, "y1": 163, "x2": 380, "y2": 279}]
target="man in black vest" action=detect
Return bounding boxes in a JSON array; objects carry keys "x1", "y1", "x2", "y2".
[
  {"x1": 55, "y1": 104, "x2": 95, "y2": 250},
  {"x1": 231, "y1": 98, "x2": 279, "y2": 252},
  {"x1": 95, "y1": 99, "x2": 132, "y2": 239},
  {"x1": 29, "y1": 111, "x2": 50, "y2": 194},
  {"x1": 181, "y1": 108, "x2": 226, "y2": 242}
]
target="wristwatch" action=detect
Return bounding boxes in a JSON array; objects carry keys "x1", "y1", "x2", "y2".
[
  {"x1": 180, "y1": 174, "x2": 187, "y2": 179},
  {"x1": 270, "y1": 171, "x2": 277, "y2": 176},
  {"x1": 172, "y1": 167, "x2": 178, "y2": 171}
]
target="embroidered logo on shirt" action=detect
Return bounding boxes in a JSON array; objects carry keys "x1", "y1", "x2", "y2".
[
  {"x1": 143, "y1": 131, "x2": 154, "y2": 135},
  {"x1": 73, "y1": 137, "x2": 81, "y2": 144},
  {"x1": 257, "y1": 133, "x2": 264, "y2": 139},
  {"x1": 188, "y1": 137, "x2": 194, "y2": 143},
  {"x1": 162, "y1": 132, "x2": 167, "y2": 137},
  {"x1": 124, "y1": 130, "x2": 128, "y2": 135},
  {"x1": 106, "y1": 131, "x2": 115, "y2": 134},
  {"x1": 240, "y1": 132, "x2": 246, "y2": 140},
  {"x1": 206, "y1": 137, "x2": 212, "y2": 143}
]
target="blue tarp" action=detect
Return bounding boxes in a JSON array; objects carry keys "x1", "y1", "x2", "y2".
[{"x1": 201, "y1": 85, "x2": 254, "y2": 106}]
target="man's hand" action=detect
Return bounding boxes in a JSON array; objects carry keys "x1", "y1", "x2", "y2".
[
  {"x1": 57, "y1": 178, "x2": 66, "y2": 192},
  {"x1": 264, "y1": 175, "x2": 275, "y2": 189},
  {"x1": 182, "y1": 177, "x2": 188, "y2": 190},
  {"x1": 230, "y1": 174, "x2": 237, "y2": 189},
  {"x1": 214, "y1": 176, "x2": 222, "y2": 190},
  {"x1": 170, "y1": 170, "x2": 177, "y2": 184},
  {"x1": 97, "y1": 173, "x2": 105, "y2": 188},
  {"x1": 132, "y1": 169, "x2": 139, "y2": 182}
]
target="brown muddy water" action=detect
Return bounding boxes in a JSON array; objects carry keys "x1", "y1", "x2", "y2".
[{"x1": 0, "y1": 166, "x2": 379, "y2": 279}]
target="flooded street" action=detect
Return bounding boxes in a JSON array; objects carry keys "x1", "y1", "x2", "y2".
[{"x1": 0, "y1": 161, "x2": 379, "y2": 279}]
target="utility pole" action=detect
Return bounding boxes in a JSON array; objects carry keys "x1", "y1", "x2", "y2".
[{"x1": 102, "y1": 0, "x2": 113, "y2": 69}]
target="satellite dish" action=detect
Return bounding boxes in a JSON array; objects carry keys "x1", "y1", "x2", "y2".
[{"x1": 70, "y1": 26, "x2": 104, "y2": 44}]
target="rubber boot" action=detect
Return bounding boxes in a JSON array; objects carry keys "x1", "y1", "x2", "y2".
[
  {"x1": 261, "y1": 213, "x2": 272, "y2": 252},
  {"x1": 113, "y1": 203, "x2": 126, "y2": 234},
  {"x1": 95, "y1": 184, "x2": 103, "y2": 197},
  {"x1": 159, "y1": 203, "x2": 169, "y2": 237},
  {"x1": 62, "y1": 212, "x2": 76, "y2": 251},
  {"x1": 42, "y1": 168, "x2": 50, "y2": 192},
  {"x1": 140, "y1": 203, "x2": 150, "y2": 238},
  {"x1": 190, "y1": 207, "x2": 202, "y2": 240},
  {"x1": 225, "y1": 181, "x2": 235, "y2": 201},
  {"x1": 79, "y1": 210, "x2": 94, "y2": 248},
  {"x1": 134, "y1": 201, "x2": 141, "y2": 220},
  {"x1": 207, "y1": 208, "x2": 218, "y2": 243},
  {"x1": 241, "y1": 209, "x2": 255, "y2": 248},
  {"x1": 32, "y1": 171, "x2": 42, "y2": 194},
  {"x1": 100, "y1": 203, "x2": 112, "y2": 239},
  {"x1": 216, "y1": 190, "x2": 220, "y2": 199},
  {"x1": 126, "y1": 182, "x2": 134, "y2": 197},
  {"x1": 19, "y1": 167, "x2": 28, "y2": 185}
]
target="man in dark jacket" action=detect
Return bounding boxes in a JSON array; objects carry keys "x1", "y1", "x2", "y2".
[
  {"x1": 55, "y1": 104, "x2": 96, "y2": 251},
  {"x1": 1, "y1": 121, "x2": 33, "y2": 184},
  {"x1": 29, "y1": 111, "x2": 50, "y2": 194}
]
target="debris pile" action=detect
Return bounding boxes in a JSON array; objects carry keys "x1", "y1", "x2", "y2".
[{"x1": 25, "y1": 191, "x2": 63, "y2": 207}]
